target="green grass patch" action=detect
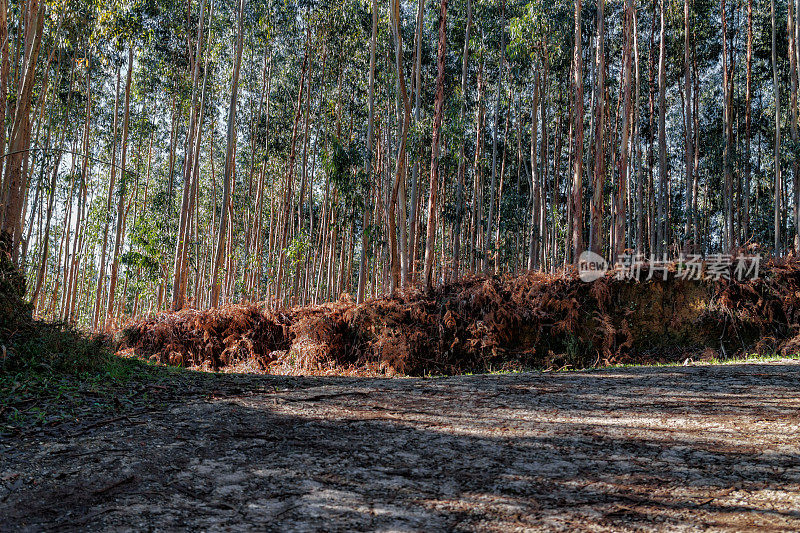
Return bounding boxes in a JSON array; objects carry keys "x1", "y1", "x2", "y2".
[
  {"x1": 570, "y1": 352, "x2": 800, "y2": 372},
  {"x1": 0, "y1": 321, "x2": 203, "y2": 436}
]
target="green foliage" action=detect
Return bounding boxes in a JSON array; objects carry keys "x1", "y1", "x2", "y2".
[
  {"x1": 286, "y1": 231, "x2": 311, "y2": 266},
  {"x1": 323, "y1": 137, "x2": 367, "y2": 202},
  {"x1": 122, "y1": 215, "x2": 169, "y2": 283}
]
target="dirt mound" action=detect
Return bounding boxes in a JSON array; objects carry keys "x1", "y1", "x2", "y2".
[{"x1": 121, "y1": 259, "x2": 800, "y2": 375}]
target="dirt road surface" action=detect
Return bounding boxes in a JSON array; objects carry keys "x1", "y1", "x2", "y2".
[{"x1": 2, "y1": 361, "x2": 799, "y2": 532}]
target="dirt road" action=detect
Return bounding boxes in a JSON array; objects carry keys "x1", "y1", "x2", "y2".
[{"x1": 2, "y1": 361, "x2": 799, "y2": 531}]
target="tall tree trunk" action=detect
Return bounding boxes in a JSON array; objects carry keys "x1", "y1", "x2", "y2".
[
  {"x1": 634, "y1": 6, "x2": 644, "y2": 254},
  {"x1": 528, "y1": 71, "x2": 540, "y2": 269},
  {"x1": 0, "y1": 0, "x2": 9, "y2": 191},
  {"x1": 772, "y1": 0, "x2": 782, "y2": 255},
  {"x1": 171, "y1": 0, "x2": 207, "y2": 310},
  {"x1": 485, "y1": 0, "x2": 506, "y2": 273},
  {"x1": 32, "y1": 57, "x2": 75, "y2": 308},
  {"x1": 790, "y1": 0, "x2": 799, "y2": 250},
  {"x1": 539, "y1": 58, "x2": 549, "y2": 269},
  {"x1": 657, "y1": 0, "x2": 667, "y2": 257},
  {"x1": 93, "y1": 68, "x2": 121, "y2": 330},
  {"x1": 1, "y1": 0, "x2": 44, "y2": 260},
  {"x1": 470, "y1": 60, "x2": 485, "y2": 274},
  {"x1": 407, "y1": 0, "x2": 425, "y2": 281},
  {"x1": 647, "y1": 0, "x2": 657, "y2": 255},
  {"x1": 452, "y1": 0, "x2": 472, "y2": 280},
  {"x1": 616, "y1": 0, "x2": 633, "y2": 260},
  {"x1": 389, "y1": 0, "x2": 412, "y2": 292},
  {"x1": 104, "y1": 47, "x2": 134, "y2": 330},
  {"x1": 589, "y1": 0, "x2": 605, "y2": 256},
  {"x1": 571, "y1": 0, "x2": 584, "y2": 263},
  {"x1": 357, "y1": 0, "x2": 378, "y2": 303},
  {"x1": 722, "y1": 0, "x2": 735, "y2": 250},
  {"x1": 423, "y1": 0, "x2": 448, "y2": 290},
  {"x1": 684, "y1": 0, "x2": 694, "y2": 250},
  {"x1": 744, "y1": 0, "x2": 753, "y2": 242},
  {"x1": 211, "y1": 0, "x2": 245, "y2": 307}
]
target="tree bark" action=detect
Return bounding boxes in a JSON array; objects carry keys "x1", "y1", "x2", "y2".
[
  {"x1": 423, "y1": 0, "x2": 448, "y2": 290},
  {"x1": 771, "y1": 0, "x2": 782, "y2": 255},
  {"x1": 389, "y1": 0, "x2": 413, "y2": 292},
  {"x1": 452, "y1": 0, "x2": 472, "y2": 280},
  {"x1": 357, "y1": 0, "x2": 378, "y2": 303},
  {"x1": 485, "y1": 0, "x2": 506, "y2": 273},
  {"x1": 105, "y1": 47, "x2": 134, "y2": 329},
  {"x1": 684, "y1": 0, "x2": 694, "y2": 250},
  {"x1": 744, "y1": 0, "x2": 753, "y2": 243},
  {"x1": 1, "y1": 0, "x2": 44, "y2": 260},
  {"x1": 616, "y1": 0, "x2": 633, "y2": 260},
  {"x1": 211, "y1": 0, "x2": 245, "y2": 307},
  {"x1": 171, "y1": 0, "x2": 207, "y2": 310},
  {"x1": 589, "y1": 0, "x2": 605, "y2": 256},
  {"x1": 93, "y1": 68, "x2": 121, "y2": 330},
  {"x1": 656, "y1": 0, "x2": 667, "y2": 257},
  {"x1": 571, "y1": 0, "x2": 585, "y2": 263},
  {"x1": 789, "y1": 0, "x2": 799, "y2": 250}
]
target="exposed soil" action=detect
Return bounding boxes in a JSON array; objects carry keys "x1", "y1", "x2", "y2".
[{"x1": 2, "y1": 360, "x2": 799, "y2": 532}]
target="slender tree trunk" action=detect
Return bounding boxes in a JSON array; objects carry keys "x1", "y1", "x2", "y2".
[
  {"x1": 745, "y1": 0, "x2": 753, "y2": 243},
  {"x1": 722, "y1": 0, "x2": 735, "y2": 250},
  {"x1": 211, "y1": 0, "x2": 245, "y2": 307},
  {"x1": 171, "y1": 0, "x2": 207, "y2": 310},
  {"x1": 93, "y1": 68, "x2": 121, "y2": 330},
  {"x1": 357, "y1": 0, "x2": 378, "y2": 303},
  {"x1": 539, "y1": 59, "x2": 549, "y2": 269},
  {"x1": 274, "y1": 26, "x2": 309, "y2": 305},
  {"x1": 485, "y1": 0, "x2": 506, "y2": 273},
  {"x1": 1, "y1": 0, "x2": 44, "y2": 260},
  {"x1": 407, "y1": 0, "x2": 425, "y2": 281},
  {"x1": 634, "y1": 6, "x2": 644, "y2": 254},
  {"x1": 790, "y1": 0, "x2": 799, "y2": 250},
  {"x1": 616, "y1": 0, "x2": 633, "y2": 260},
  {"x1": 104, "y1": 47, "x2": 134, "y2": 330},
  {"x1": 589, "y1": 0, "x2": 605, "y2": 256},
  {"x1": 452, "y1": 0, "x2": 472, "y2": 280},
  {"x1": 684, "y1": 0, "x2": 694, "y2": 250},
  {"x1": 657, "y1": 0, "x2": 667, "y2": 257},
  {"x1": 772, "y1": 0, "x2": 782, "y2": 255},
  {"x1": 528, "y1": 71, "x2": 540, "y2": 269},
  {"x1": 470, "y1": 61, "x2": 485, "y2": 274},
  {"x1": 423, "y1": 0, "x2": 448, "y2": 290},
  {"x1": 571, "y1": 0, "x2": 584, "y2": 263},
  {"x1": 32, "y1": 57, "x2": 74, "y2": 308},
  {"x1": 0, "y1": 0, "x2": 9, "y2": 191},
  {"x1": 389, "y1": 0, "x2": 412, "y2": 291}
]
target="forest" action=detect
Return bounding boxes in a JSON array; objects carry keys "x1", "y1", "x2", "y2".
[
  {"x1": 5, "y1": 1, "x2": 800, "y2": 529},
  {"x1": 0, "y1": 0, "x2": 798, "y2": 330}
]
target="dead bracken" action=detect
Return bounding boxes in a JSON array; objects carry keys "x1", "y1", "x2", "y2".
[{"x1": 120, "y1": 257, "x2": 800, "y2": 376}]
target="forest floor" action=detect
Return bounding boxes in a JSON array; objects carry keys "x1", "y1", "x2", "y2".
[{"x1": 1, "y1": 359, "x2": 799, "y2": 531}]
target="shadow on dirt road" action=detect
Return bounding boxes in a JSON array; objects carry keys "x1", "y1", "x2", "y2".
[{"x1": 2, "y1": 361, "x2": 799, "y2": 531}]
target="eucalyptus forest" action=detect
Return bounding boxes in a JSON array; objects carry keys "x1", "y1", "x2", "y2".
[
  {"x1": 1, "y1": 0, "x2": 798, "y2": 330},
  {"x1": 6, "y1": 0, "x2": 800, "y2": 529}
]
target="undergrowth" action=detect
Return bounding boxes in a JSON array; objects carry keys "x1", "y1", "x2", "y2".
[
  {"x1": 0, "y1": 321, "x2": 174, "y2": 434},
  {"x1": 0, "y1": 235, "x2": 192, "y2": 435},
  {"x1": 122, "y1": 257, "x2": 800, "y2": 376}
]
